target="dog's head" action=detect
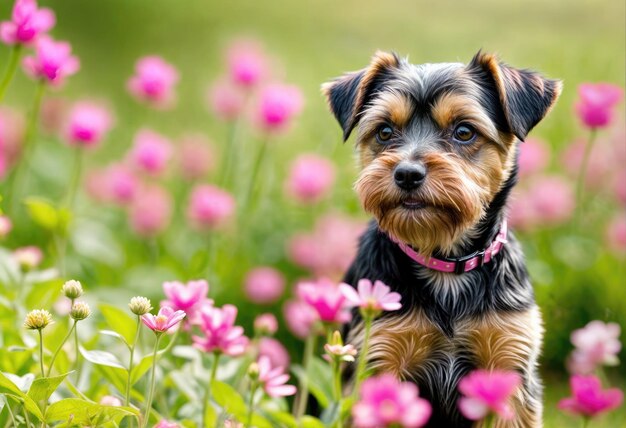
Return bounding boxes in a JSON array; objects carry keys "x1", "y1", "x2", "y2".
[{"x1": 323, "y1": 51, "x2": 561, "y2": 256}]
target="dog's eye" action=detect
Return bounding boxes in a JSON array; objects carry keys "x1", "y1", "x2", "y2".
[
  {"x1": 376, "y1": 125, "x2": 394, "y2": 143},
  {"x1": 453, "y1": 124, "x2": 477, "y2": 143}
]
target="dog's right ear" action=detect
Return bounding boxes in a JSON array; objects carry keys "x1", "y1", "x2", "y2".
[{"x1": 322, "y1": 51, "x2": 400, "y2": 141}]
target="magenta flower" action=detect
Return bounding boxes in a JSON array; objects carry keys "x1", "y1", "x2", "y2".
[
  {"x1": 192, "y1": 304, "x2": 249, "y2": 356},
  {"x1": 518, "y1": 137, "x2": 550, "y2": 178},
  {"x1": 575, "y1": 83, "x2": 623, "y2": 129},
  {"x1": 127, "y1": 56, "x2": 179, "y2": 109},
  {"x1": 128, "y1": 185, "x2": 172, "y2": 237},
  {"x1": 286, "y1": 154, "x2": 336, "y2": 204},
  {"x1": 129, "y1": 129, "x2": 172, "y2": 175},
  {"x1": 606, "y1": 214, "x2": 626, "y2": 255},
  {"x1": 258, "y1": 337, "x2": 290, "y2": 369},
  {"x1": 208, "y1": 77, "x2": 246, "y2": 121},
  {"x1": 22, "y1": 35, "x2": 80, "y2": 86},
  {"x1": 0, "y1": 0, "x2": 55, "y2": 45},
  {"x1": 256, "y1": 356, "x2": 296, "y2": 397},
  {"x1": 283, "y1": 299, "x2": 318, "y2": 339},
  {"x1": 253, "y1": 313, "x2": 278, "y2": 336},
  {"x1": 141, "y1": 306, "x2": 186, "y2": 334},
  {"x1": 568, "y1": 320, "x2": 621, "y2": 374},
  {"x1": 297, "y1": 278, "x2": 351, "y2": 325},
  {"x1": 244, "y1": 267, "x2": 285, "y2": 304},
  {"x1": 64, "y1": 101, "x2": 113, "y2": 147},
  {"x1": 226, "y1": 39, "x2": 268, "y2": 88},
  {"x1": 177, "y1": 134, "x2": 215, "y2": 181},
  {"x1": 353, "y1": 374, "x2": 431, "y2": 428},
  {"x1": 186, "y1": 184, "x2": 235, "y2": 230},
  {"x1": 340, "y1": 279, "x2": 401, "y2": 317},
  {"x1": 255, "y1": 83, "x2": 303, "y2": 133},
  {"x1": 161, "y1": 280, "x2": 212, "y2": 323},
  {"x1": 558, "y1": 375, "x2": 623, "y2": 418},
  {"x1": 457, "y1": 369, "x2": 521, "y2": 421}
]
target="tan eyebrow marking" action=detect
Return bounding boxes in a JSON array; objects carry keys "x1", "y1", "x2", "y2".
[{"x1": 431, "y1": 93, "x2": 499, "y2": 143}]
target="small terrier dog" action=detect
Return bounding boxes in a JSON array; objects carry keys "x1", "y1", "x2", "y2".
[{"x1": 323, "y1": 52, "x2": 561, "y2": 427}]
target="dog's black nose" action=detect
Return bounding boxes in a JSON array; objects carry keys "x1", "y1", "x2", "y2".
[{"x1": 394, "y1": 163, "x2": 426, "y2": 190}]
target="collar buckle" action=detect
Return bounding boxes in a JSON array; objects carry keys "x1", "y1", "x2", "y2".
[{"x1": 452, "y1": 249, "x2": 486, "y2": 275}]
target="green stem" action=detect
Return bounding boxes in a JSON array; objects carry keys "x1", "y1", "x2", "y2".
[
  {"x1": 0, "y1": 45, "x2": 22, "y2": 102},
  {"x1": 72, "y1": 323, "x2": 80, "y2": 378},
  {"x1": 47, "y1": 320, "x2": 77, "y2": 377},
  {"x1": 141, "y1": 334, "x2": 161, "y2": 428},
  {"x1": 219, "y1": 119, "x2": 240, "y2": 188},
  {"x1": 484, "y1": 413, "x2": 495, "y2": 428},
  {"x1": 5, "y1": 400, "x2": 17, "y2": 427},
  {"x1": 574, "y1": 129, "x2": 597, "y2": 225},
  {"x1": 246, "y1": 382, "x2": 257, "y2": 428},
  {"x1": 202, "y1": 353, "x2": 220, "y2": 428},
  {"x1": 353, "y1": 316, "x2": 373, "y2": 394},
  {"x1": 293, "y1": 334, "x2": 317, "y2": 419},
  {"x1": 244, "y1": 137, "x2": 268, "y2": 210},
  {"x1": 582, "y1": 417, "x2": 590, "y2": 428},
  {"x1": 65, "y1": 148, "x2": 84, "y2": 209},
  {"x1": 333, "y1": 359, "x2": 342, "y2": 402},
  {"x1": 38, "y1": 330, "x2": 44, "y2": 378},
  {"x1": 125, "y1": 316, "x2": 142, "y2": 407},
  {"x1": 22, "y1": 405, "x2": 31, "y2": 428}
]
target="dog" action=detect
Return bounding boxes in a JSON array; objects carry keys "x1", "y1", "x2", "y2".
[{"x1": 322, "y1": 51, "x2": 561, "y2": 427}]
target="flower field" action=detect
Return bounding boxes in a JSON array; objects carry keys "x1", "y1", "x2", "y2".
[{"x1": 0, "y1": 0, "x2": 624, "y2": 427}]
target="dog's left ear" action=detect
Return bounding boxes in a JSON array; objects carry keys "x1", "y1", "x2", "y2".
[
  {"x1": 469, "y1": 52, "x2": 562, "y2": 141},
  {"x1": 322, "y1": 51, "x2": 400, "y2": 141}
]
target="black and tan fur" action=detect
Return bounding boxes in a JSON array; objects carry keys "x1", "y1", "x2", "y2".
[{"x1": 323, "y1": 52, "x2": 561, "y2": 427}]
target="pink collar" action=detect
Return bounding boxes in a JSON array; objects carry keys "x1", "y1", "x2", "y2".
[{"x1": 390, "y1": 221, "x2": 508, "y2": 274}]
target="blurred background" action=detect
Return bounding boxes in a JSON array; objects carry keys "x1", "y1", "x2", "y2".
[{"x1": 0, "y1": 0, "x2": 624, "y2": 424}]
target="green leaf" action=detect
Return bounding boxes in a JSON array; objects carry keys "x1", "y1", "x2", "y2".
[
  {"x1": 291, "y1": 357, "x2": 333, "y2": 409},
  {"x1": 27, "y1": 372, "x2": 72, "y2": 402},
  {"x1": 99, "y1": 304, "x2": 137, "y2": 345},
  {"x1": 80, "y1": 347, "x2": 126, "y2": 369},
  {"x1": 300, "y1": 415, "x2": 326, "y2": 428},
  {"x1": 0, "y1": 372, "x2": 44, "y2": 420},
  {"x1": 264, "y1": 410, "x2": 297, "y2": 428},
  {"x1": 204, "y1": 402, "x2": 217, "y2": 427},
  {"x1": 211, "y1": 380, "x2": 247, "y2": 419},
  {"x1": 45, "y1": 398, "x2": 138, "y2": 425},
  {"x1": 24, "y1": 197, "x2": 58, "y2": 231},
  {"x1": 251, "y1": 413, "x2": 274, "y2": 428},
  {"x1": 130, "y1": 353, "x2": 154, "y2": 385},
  {"x1": 188, "y1": 250, "x2": 209, "y2": 277},
  {"x1": 99, "y1": 330, "x2": 130, "y2": 349}
]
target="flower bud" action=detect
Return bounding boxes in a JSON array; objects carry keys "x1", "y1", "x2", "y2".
[
  {"x1": 24, "y1": 309, "x2": 53, "y2": 330},
  {"x1": 129, "y1": 296, "x2": 152, "y2": 315},
  {"x1": 70, "y1": 301, "x2": 91, "y2": 321},
  {"x1": 62, "y1": 280, "x2": 83, "y2": 300},
  {"x1": 253, "y1": 313, "x2": 278, "y2": 336},
  {"x1": 247, "y1": 362, "x2": 260, "y2": 380}
]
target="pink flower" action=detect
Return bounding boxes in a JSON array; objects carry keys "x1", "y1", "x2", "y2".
[
  {"x1": 254, "y1": 84, "x2": 303, "y2": 133},
  {"x1": 22, "y1": 35, "x2": 80, "y2": 86},
  {"x1": 340, "y1": 279, "x2": 402, "y2": 317},
  {"x1": 0, "y1": 215, "x2": 12, "y2": 238},
  {"x1": 226, "y1": 39, "x2": 268, "y2": 88},
  {"x1": 128, "y1": 185, "x2": 172, "y2": 237},
  {"x1": 141, "y1": 306, "x2": 186, "y2": 334},
  {"x1": 85, "y1": 163, "x2": 138, "y2": 205},
  {"x1": 457, "y1": 369, "x2": 521, "y2": 421},
  {"x1": 353, "y1": 374, "x2": 431, "y2": 428},
  {"x1": 13, "y1": 246, "x2": 43, "y2": 269},
  {"x1": 518, "y1": 138, "x2": 550, "y2": 178},
  {"x1": 526, "y1": 175, "x2": 575, "y2": 226},
  {"x1": 568, "y1": 320, "x2": 621, "y2": 374},
  {"x1": 0, "y1": 107, "x2": 25, "y2": 178},
  {"x1": 153, "y1": 420, "x2": 181, "y2": 428},
  {"x1": 177, "y1": 134, "x2": 215, "y2": 181},
  {"x1": 40, "y1": 97, "x2": 69, "y2": 136},
  {"x1": 161, "y1": 280, "x2": 212, "y2": 322},
  {"x1": 64, "y1": 101, "x2": 113, "y2": 147},
  {"x1": 562, "y1": 138, "x2": 615, "y2": 189},
  {"x1": 129, "y1": 129, "x2": 172, "y2": 175},
  {"x1": 186, "y1": 184, "x2": 235, "y2": 230},
  {"x1": 258, "y1": 337, "x2": 290, "y2": 369},
  {"x1": 127, "y1": 56, "x2": 179, "y2": 109},
  {"x1": 244, "y1": 267, "x2": 285, "y2": 304},
  {"x1": 0, "y1": 0, "x2": 55, "y2": 45},
  {"x1": 254, "y1": 313, "x2": 278, "y2": 336},
  {"x1": 99, "y1": 395, "x2": 122, "y2": 406},
  {"x1": 208, "y1": 78, "x2": 246, "y2": 121},
  {"x1": 283, "y1": 299, "x2": 318, "y2": 339},
  {"x1": 256, "y1": 355, "x2": 296, "y2": 397},
  {"x1": 613, "y1": 171, "x2": 626, "y2": 205},
  {"x1": 298, "y1": 278, "x2": 351, "y2": 325},
  {"x1": 575, "y1": 83, "x2": 623, "y2": 129},
  {"x1": 192, "y1": 304, "x2": 249, "y2": 356},
  {"x1": 286, "y1": 154, "x2": 336, "y2": 203},
  {"x1": 558, "y1": 375, "x2": 623, "y2": 418},
  {"x1": 606, "y1": 214, "x2": 626, "y2": 255}
]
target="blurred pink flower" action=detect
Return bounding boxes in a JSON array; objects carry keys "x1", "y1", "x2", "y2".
[
  {"x1": 177, "y1": 134, "x2": 215, "y2": 181},
  {"x1": 613, "y1": 171, "x2": 626, "y2": 205},
  {"x1": 127, "y1": 56, "x2": 179, "y2": 109},
  {"x1": 99, "y1": 395, "x2": 122, "y2": 406},
  {"x1": 0, "y1": 0, "x2": 55, "y2": 45},
  {"x1": 256, "y1": 355, "x2": 296, "y2": 397},
  {"x1": 13, "y1": 246, "x2": 43, "y2": 269},
  {"x1": 283, "y1": 299, "x2": 318, "y2": 339},
  {"x1": 161, "y1": 280, "x2": 212, "y2": 323},
  {"x1": 255, "y1": 83, "x2": 303, "y2": 133},
  {"x1": 192, "y1": 304, "x2": 249, "y2": 356},
  {"x1": 141, "y1": 306, "x2": 186, "y2": 334},
  {"x1": 526, "y1": 175, "x2": 575, "y2": 225},
  {"x1": 244, "y1": 267, "x2": 285, "y2": 304},
  {"x1": 606, "y1": 214, "x2": 626, "y2": 255},
  {"x1": 353, "y1": 374, "x2": 431, "y2": 428},
  {"x1": 0, "y1": 215, "x2": 12, "y2": 238},
  {"x1": 258, "y1": 337, "x2": 290, "y2": 369},
  {"x1": 64, "y1": 101, "x2": 113, "y2": 147},
  {"x1": 186, "y1": 184, "x2": 235, "y2": 230},
  {"x1": 129, "y1": 129, "x2": 172, "y2": 175},
  {"x1": 575, "y1": 83, "x2": 623, "y2": 129},
  {"x1": 40, "y1": 97, "x2": 68, "y2": 136},
  {"x1": 458, "y1": 369, "x2": 521, "y2": 421},
  {"x1": 506, "y1": 188, "x2": 538, "y2": 231},
  {"x1": 340, "y1": 279, "x2": 401, "y2": 316},
  {"x1": 518, "y1": 138, "x2": 550, "y2": 178},
  {"x1": 558, "y1": 375, "x2": 623, "y2": 418},
  {"x1": 86, "y1": 163, "x2": 138, "y2": 206},
  {"x1": 153, "y1": 420, "x2": 181, "y2": 428},
  {"x1": 22, "y1": 35, "x2": 79, "y2": 86},
  {"x1": 287, "y1": 213, "x2": 365, "y2": 279},
  {"x1": 568, "y1": 320, "x2": 621, "y2": 374},
  {"x1": 254, "y1": 313, "x2": 278, "y2": 336},
  {"x1": 286, "y1": 154, "x2": 335, "y2": 203},
  {"x1": 208, "y1": 77, "x2": 246, "y2": 121},
  {"x1": 227, "y1": 39, "x2": 268, "y2": 88},
  {"x1": 128, "y1": 185, "x2": 172, "y2": 237},
  {"x1": 297, "y1": 278, "x2": 351, "y2": 325},
  {"x1": 0, "y1": 107, "x2": 24, "y2": 178},
  {"x1": 562, "y1": 138, "x2": 615, "y2": 189}
]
